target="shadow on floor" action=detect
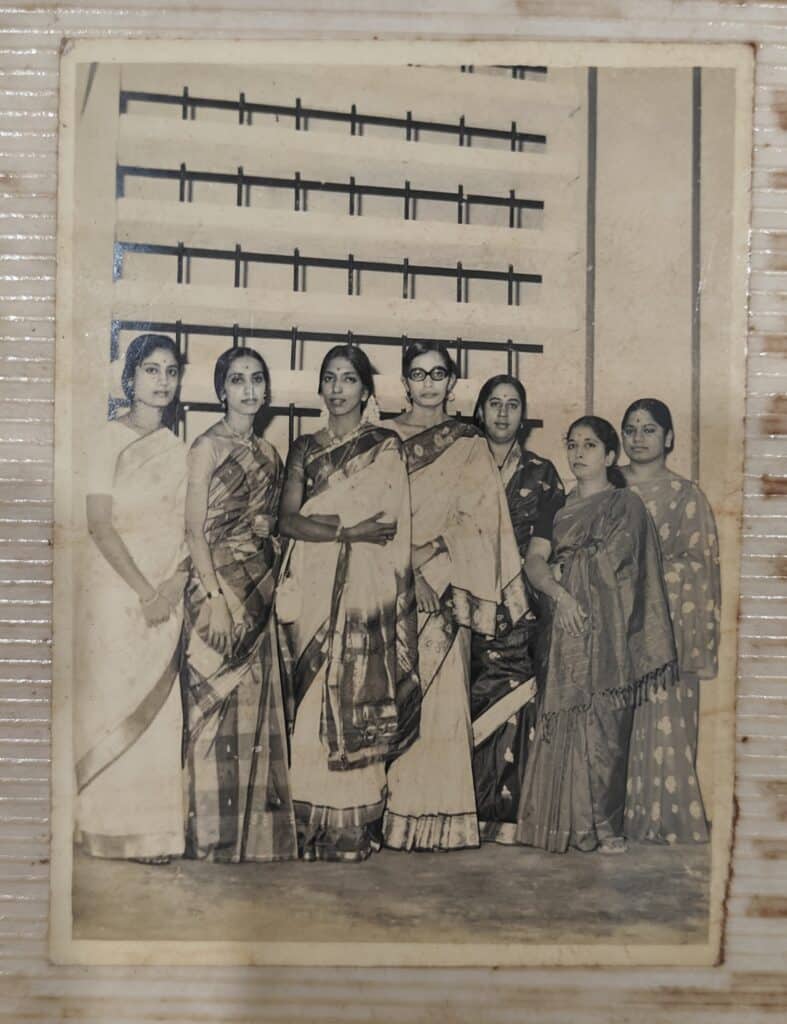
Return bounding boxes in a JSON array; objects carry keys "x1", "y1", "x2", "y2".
[{"x1": 73, "y1": 840, "x2": 709, "y2": 946}]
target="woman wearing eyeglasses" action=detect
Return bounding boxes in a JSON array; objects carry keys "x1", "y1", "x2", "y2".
[{"x1": 382, "y1": 341, "x2": 527, "y2": 852}]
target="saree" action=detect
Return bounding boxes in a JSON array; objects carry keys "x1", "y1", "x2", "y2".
[
  {"x1": 278, "y1": 424, "x2": 420, "y2": 862},
  {"x1": 470, "y1": 445, "x2": 565, "y2": 844},
  {"x1": 624, "y1": 472, "x2": 721, "y2": 844},
  {"x1": 516, "y1": 487, "x2": 677, "y2": 853},
  {"x1": 183, "y1": 429, "x2": 297, "y2": 862},
  {"x1": 383, "y1": 420, "x2": 529, "y2": 852},
  {"x1": 75, "y1": 421, "x2": 187, "y2": 859}
]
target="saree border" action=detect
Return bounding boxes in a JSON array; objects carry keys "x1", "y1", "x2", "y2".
[{"x1": 75, "y1": 644, "x2": 180, "y2": 793}]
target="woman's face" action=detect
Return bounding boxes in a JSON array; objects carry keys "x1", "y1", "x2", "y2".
[
  {"x1": 567, "y1": 425, "x2": 614, "y2": 483},
  {"x1": 481, "y1": 383, "x2": 523, "y2": 445},
  {"x1": 621, "y1": 408, "x2": 671, "y2": 465},
  {"x1": 320, "y1": 356, "x2": 368, "y2": 417},
  {"x1": 132, "y1": 347, "x2": 180, "y2": 409},
  {"x1": 222, "y1": 355, "x2": 267, "y2": 416},
  {"x1": 405, "y1": 351, "x2": 453, "y2": 411}
]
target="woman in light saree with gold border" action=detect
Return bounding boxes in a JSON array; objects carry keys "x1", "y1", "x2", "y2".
[
  {"x1": 76, "y1": 334, "x2": 188, "y2": 862},
  {"x1": 382, "y1": 343, "x2": 528, "y2": 853},
  {"x1": 278, "y1": 345, "x2": 420, "y2": 863}
]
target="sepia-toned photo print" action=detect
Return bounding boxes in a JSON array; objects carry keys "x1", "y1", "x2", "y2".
[{"x1": 51, "y1": 40, "x2": 752, "y2": 967}]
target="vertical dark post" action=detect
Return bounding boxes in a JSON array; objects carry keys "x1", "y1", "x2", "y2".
[
  {"x1": 238, "y1": 92, "x2": 246, "y2": 126},
  {"x1": 404, "y1": 180, "x2": 411, "y2": 221},
  {"x1": 507, "y1": 265, "x2": 515, "y2": 306},
  {"x1": 506, "y1": 339, "x2": 514, "y2": 376},
  {"x1": 350, "y1": 103, "x2": 357, "y2": 136},
  {"x1": 176, "y1": 242, "x2": 185, "y2": 284},
  {"x1": 348, "y1": 254, "x2": 355, "y2": 296},
  {"x1": 236, "y1": 166, "x2": 244, "y2": 208},
  {"x1": 181, "y1": 86, "x2": 190, "y2": 121},
  {"x1": 691, "y1": 67, "x2": 702, "y2": 481},
  {"x1": 232, "y1": 323, "x2": 240, "y2": 349},
  {"x1": 293, "y1": 248, "x2": 300, "y2": 292},
  {"x1": 349, "y1": 175, "x2": 356, "y2": 216},
  {"x1": 178, "y1": 162, "x2": 187, "y2": 203},
  {"x1": 585, "y1": 67, "x2": 598, "y2": 414},
  {"x1": 402, "y1": 258, "x2": 409, "y2": 300},
  {"x1": 294, "y1": 171, "x2": 301, "y2": 212},
  {"x1": 509, "y1": 189, "x2": 516, "y2": 229},
  {"x1": 405, "y1": 110, "x2": 413, "y2": 141},
  {"x1": 233, "y1": 245, "x2": 242, "y2": 288},
  {"x1": 458, "y1": 115, "x2": 466, "y2": 147},
  {"x1": 288, "y1": 326, "x2": 298, "y2": 446},
  {"x1": 456, "y1": 262, "x2": 463, "y2": 303},
  {"x1": 510, "y1": 121, "x2": 518, "y2": 153},
  {"x1": 457, "y1": 184, "x2": 464, "y2": 225}
]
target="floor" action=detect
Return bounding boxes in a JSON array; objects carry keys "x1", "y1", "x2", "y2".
[{"x1": 73, "y1": 840, "x2": 710, "y2": 946}]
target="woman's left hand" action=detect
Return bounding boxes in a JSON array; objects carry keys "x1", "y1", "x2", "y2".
[{"x1": 251, "y1": 514, "x2": 275, "y2": 538}]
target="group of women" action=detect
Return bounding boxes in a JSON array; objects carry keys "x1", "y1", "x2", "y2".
[{"x1": 75, "y1": 331, "x2": 720, "y2": 866}]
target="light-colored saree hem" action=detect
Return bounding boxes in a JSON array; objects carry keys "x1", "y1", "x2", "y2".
[{"x1": 75, "y1": 644, "x2": 180, "y2": 793}]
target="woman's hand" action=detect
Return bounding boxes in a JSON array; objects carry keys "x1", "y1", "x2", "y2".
[
  {"x1": 251, "y1": 514, "x2": 275, "y2": 539},
  {"x1": 156, "y1": 569, "x2": 188, "y2": 610},
  {"x1": 414, "y1": 572, "x2": 441, "y2": 614},
  {"x1": 344, "y1": 512, "x2": 397, "y2": 546},
  {"x1": 207, "y1": 594, "x2": 234, "y2": 655},
  {"x1": 553, "y1": 588, "x2": 587, "y2": 636},
  {"x1": 139, "y1": 590, "x2": 172, "y2": 627}
]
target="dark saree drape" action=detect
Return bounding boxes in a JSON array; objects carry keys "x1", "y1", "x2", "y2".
[
  {"x1": 183, "y1": 434, "x2": 297, "y2": 862},
  {"x1": 516, "y1": 487, "x2": 677, "y2": 853},
  {"x1": 470, "y1": 446, "x2": 565, "y2": 843},
  {"x1": 278, "y1": 425, "x2": 420, "y2": 862}
]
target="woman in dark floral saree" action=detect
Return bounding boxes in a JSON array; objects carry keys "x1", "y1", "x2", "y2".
[
  {"x1": 183, "y1": 347, "x2": 297, "y2": 862},
  {"x1": 278, "y1": 344, "x2": 420, "y2": 863},
  {"x1": 470, "y1": 375, "x2": 565, "y2": 845},
  {"x1": 517, "y1": 416, "x2": 677, "y2": 855}
]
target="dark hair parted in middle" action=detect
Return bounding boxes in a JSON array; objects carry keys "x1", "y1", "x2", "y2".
[
  {"x1": 567, "y1": 414, "x2": 626, "y2": 489},
  {"x1": 621, "y1": 397, "x2": 675, "y2": 455},
  {"x1": 318, "y1": 344, "x2": 376, "y2": 408},
  {"x1": 213, "y1": 346, "x2": 271, "y2": 404},
  {"x1": 121, "y1": 332, "x2": 184, "y2": 430},
  {"x1": 401, "y1": 340, "x2": 458, "y2": 379},
  {"x1": 473, "y1": 374, "x2": 528, "y2": 434}
]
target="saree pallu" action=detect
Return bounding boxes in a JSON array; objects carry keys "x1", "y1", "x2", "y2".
[
  {"x1": 279, "y1": 426, "x2": 419, "y2": 862},
  {"x1": 383, "y1": 421, "x2": 529, "y2": 852},
  {"x1": 624, "y1": 473, "x2": 721, "y2": 844},
  {"x1": 471, "y1": 446, "x2": 564, "y2": 844},
  {"x1": 183, "y1": 434, "x2": 297, "y2": 862},
  {"x1": 516, "y1": 487, "x2": 677, "y2": 853},
  {"x1": 75, "y1": 423, "x2": 187, "y2": 859}
]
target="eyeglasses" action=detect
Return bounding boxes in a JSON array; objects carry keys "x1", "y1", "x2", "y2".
[{"x1": 406, "y1": 367, "x2": 450, "y2": 382}]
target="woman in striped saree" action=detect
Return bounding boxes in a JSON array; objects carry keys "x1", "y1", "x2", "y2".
[
  {"x1": 183, "y1": 347, "x2": 297, "y2": 862},
  {"x1": 78, "y1": 334, "x2": 188, "y2": 862},
  {"x1": 382, "y1": 343, "x2": 528, "y2": 852},
  {"x1": 278, "y1": 344, "x2": 420, "y2": 863}
]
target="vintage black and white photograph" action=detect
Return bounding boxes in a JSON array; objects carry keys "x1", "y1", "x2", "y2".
[{"x1": 50, "y1": 40, "x2": 751, "y2": 967}]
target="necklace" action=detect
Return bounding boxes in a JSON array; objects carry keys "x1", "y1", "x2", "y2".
[
  {"x1": 221, "y1": 416, "x2": 255, "y2": 445},
  {"x1": 494, "y1": 440, "x2": 517, "y2": 470}
]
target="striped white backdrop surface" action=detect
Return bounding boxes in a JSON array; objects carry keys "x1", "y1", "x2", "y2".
[{"x1": 0, "y1": 2, "x2": 786, "y2": 1020}]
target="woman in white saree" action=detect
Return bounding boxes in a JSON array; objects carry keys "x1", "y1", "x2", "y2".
[
  {"x1": 382, "y1": 342, "x2": 528, "y2": 852},
  {"x1": 278, "y1": 345, "x2": 420, "y2": 863},
  {"x1": 76, "y1": 334, "x2": 188, "y2": 862}
]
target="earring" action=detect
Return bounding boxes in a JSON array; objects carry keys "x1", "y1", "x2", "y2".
[{"x1": 447, "y1": 391, "x2": 456, "y2": 404}]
